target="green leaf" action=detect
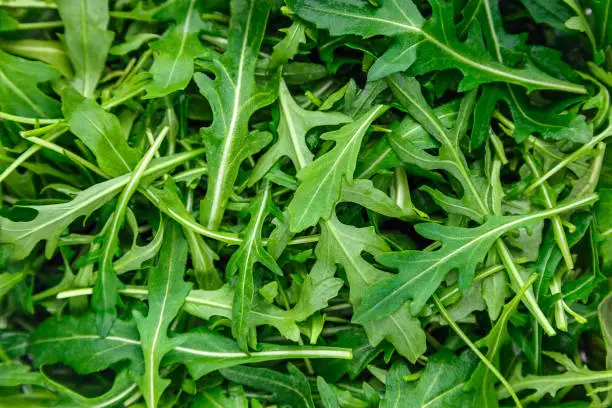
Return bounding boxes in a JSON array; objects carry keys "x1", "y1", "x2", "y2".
[
  {"x1": 31, "y1": 314, "x2": 142, "y2": 374},
  {"x1": 0, "y1": 39, "x2": 73, "y2": 79},
  {"x1": 467, "y1": 274, "x2": 536, "y2": 405},
  {"x1": 269, "y1": 22, "x2": 308, "y2": 69},
  {"x1": 397, "y1": 350, "x2": 477, "y2": 407},
  {"x1": 597, "y1": 188, "x2": 612, "y2": 274},
  {"x1": 191, "y1": 386, "x2": 249, "y2": 408},
  {"x1": 0, "y1": 151, "x2": 202, "y2": 260},
  {"x1": 196, "y1": 0, "x2": 277, "y2": 230},
  {"x1": 0, "y1": 363, "x2": 43, "y2": 387},
  {"x1": 133, "y1": 221, "x2": 192, "y2": 408},
  {"x1": 221, "y1": 363, "x2": 315, "y2": 408},
  {"x1": 56, "y1": 0, "x2": 114, "y2": 98},
  {"x1": 62, "y1": 88, "x2": 140, "y2": 177},
  {"x1": 585, "y1": 0, "x2": 612, "y2": 49},
  {"x1": 355, "y1": 101, "x2": 458, "y2": 179},
  {"x1": 114, "y1": 219, "x2": 165, "y2": 274},
  {"x1": 165, "y1": 326, "x2": 352, "y2": 379},
  {"x1": 249, "y1": 80, "x2": 351, "y2": 186},
  {"x1": 186, "y1": 268, "x2": 342, "y2": 344},
  {"x1": 229, "y1": 183, "x2": 282, "y2": 351},
  {"x1": 288, "y1": 105, "x2": 386, "y2": 232},
  {"x1": 93, "y1": 128, "x2": 167, "y2": 336},
  {"x1": 599, "y1": 293, "x2": 612, "y2": 369},
  {"x1": 0, "y1": 49, "x2": 61, "y2": 118},
  {"x1": 145, "y1": 0, "x2": 207, "y2": 98},
  {"x1": 474, "y1": 85, "x2": 591, "y2": 146},
  {"x1": 317, "y1": 377, "x2": 340, "y2": 408},
  {"x1": 500, "y1": 353, "x2": 612, "y2": 403},
  {"x1": 0, "y1": 271, "x2": 26, "y2": 302},
  {"x1": 40, "y1": 369, "x2": 137, "y2": 408},
  {"x1": 380, "y1": 362, "x2": 409, "y2": 408},
  {"x1": 288, "y1": 0, "x2": 586, "y2": 94},
  {"x1": 321, "y1": 216, "x2": 427, "y2": 363},
  {"x1": 0, "y1": 10, "x2": 19, "y2": 32},
  {"x1": 354, "y1": 195, "x2": 598, "y2": 324},
  {"x1": 520, "y1": 0, "x2": 573, "y2": 31}
]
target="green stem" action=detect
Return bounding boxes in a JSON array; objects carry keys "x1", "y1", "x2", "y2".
[
  {"x1": 0, "y1": 124, "x2": 69, "y2": 184},
  {"x1": 496, "y1": 240, "x2": 556, "y2": 335},
  {"x1": 23, "y1": 135, "x2": 109, "y2": 178},
  {"x1": 525, "y1": 125, "x2": 612, "y2": 194},
  {"x1": 15, "y1": 21, "x2": 63, "y2": 30},
  {"x1": 0, "y1": 111, "x2": 61, "y2": 124},
  {"x1": 524, "y1": 152, "x2": 573, "y2": 270},
  {"x1": 433, "y1": 294, "x2": 523, "y2": 408}
]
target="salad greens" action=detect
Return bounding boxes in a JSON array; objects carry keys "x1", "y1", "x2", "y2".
[{"x1": 0, "y1": 0, "x2": 611, "y2": 407}]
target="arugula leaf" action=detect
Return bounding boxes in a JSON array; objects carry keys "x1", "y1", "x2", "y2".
[
  {"x1": 380, "y1": 362, "x2": 409, "y2": 408},
  {"x1": 397, "y1": 350, "x2": 477, "y2": 407},
  {"x1": 93, "y1": 127, "x2": 168, "y2": 336},
  {"x1": 31, "y1": 314, "x2": 142, "y2": 374},
  {"x1": 145, "y1": 0, "x2": 207, "y2": 98},
  {"x1": 321, "y1": 216, "x2": 426, "y2": 362},
  {"x1": 0, "y1": 272, "x2": 26, "y2": 302},
  {"x1": 133, "y1": 221, "x2": 192, "y2": 408},
  {"x1": 221, "y1": 363, "x2": 315, "y2": 408},
  {"x1": 354, "y1": 194, "x2": 598, "y2": 323},
  {"x1": 56, "y1": 0, "x2": 114, "y2": 98},
  {"x1": 62, "y1": 88, "x2": 140, "y2": 177},
  {"x1": 268, "y1": 21, "x2": 308, "y2": 69},
  {"x1": 0, "y1": 150, "x2": 201, "y2": 259},
  {"x1": 165, "y1": 326, "x2": 352, "y2": 379},
  {"x1": 0, "y1": 50, "x2": 61, "y2": 118},
  {"x1": 500, "y1": 352, "x2": 612, "y2": 403},
  {"x1": 288, "y1": 105, "x2": 386, "y2": 232},
  {"x1": 229, "y1": 182, "x2": 282, "y2": 350},
  {"x1": 196, "y1": 0, "x2": 277, "y2": 230},
  {"x1": 249, "y1": 80, "x2": 351, "y2": 186},
  {"x1": 288, "y1": 0, "x2": 586, "y2": 94}
]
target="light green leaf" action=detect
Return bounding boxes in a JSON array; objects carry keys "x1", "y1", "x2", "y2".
[
  {"x1": 599, "y1": 292, "x2": 612, "y2": 369},
  {"x1": 165, "y1": 326, "x2": 352, "y2": 380},
  {"x1": 93, "y1": 128, "x2": 167, "y2": 336},
  {"x1": 56, "y1": 0, "x2": 114, "y2": 98},
  {"x1": 0, "y1": 49, "x2": 61, "y2": 118},
  {"x1": 288, "y1": 0, "x2": 585, "y2": 94},
  {"x1": 249, "y1": 80, "x2": 351, "y2": 186},
  {"x1": 114, "y1": 219, "x2": 165, "y2": 274},
  {"x1": 133, "y1": 222, "x2": 192, "y2": 408},
  {"x1": 62, "y1": 88, "x2": 140, "y2": 177},
  {"x1": 0, "y1": 151, "x2": 203, "y2": 261},
  {"x1": 221, "y1": 364, "x2": 315, "y2": 408},
  {"x1": 229, "y1": 183, "x2": 282, "y2": 351},
  {"x1": 269, "y1": 21, "x2": 307, "y2": 69},
  {"x1": 31, "y1": 314, "x2": 143, "y2": 374},
  {"x1": 354, "y1": 194, "x2": 598, "y2": 324},
  {"x1": 145, "y1": 0, "x2": 207, "y2": 98},
  {"x1": 397, "y1": 350, "x2": 477, "y2": 407},
  {"x1": 288, "y1": 105, "x2": 386, "y2": 232},
  {"x1": 380, "y1": 362, "x2": 409, "y2": 408},
  {"x1": 196, "y1": 0, "x2": 277, "y2": 230},
  {"x1": 0, "y1": 272, "x2": 26, "y2": 302},
  {"x1": 321, "y1": 216, "x2": 427, "y2": 363},
  {"x1": 317, "y1": 377, "x2": 340, "y2": 408},
  {"x1": 0, "y1": 39, "x2": 72, "y2": 78}
]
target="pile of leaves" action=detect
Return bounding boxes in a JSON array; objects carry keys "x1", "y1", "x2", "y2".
[{"x1": 1, "y1": 0, "x2": 612, "y2": 406}]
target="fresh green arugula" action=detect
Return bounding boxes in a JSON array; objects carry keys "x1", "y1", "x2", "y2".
[{"x1": 0, "y1": 0, "x2": 611, "y2": 407}]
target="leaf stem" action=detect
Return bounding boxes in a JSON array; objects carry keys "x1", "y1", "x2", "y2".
[
  {"x1": 525, "y1": 124, "x2": 612, "y2": 194},
  {"x1": 14, "y1": 21, "x2": 63, "y2": 30},
  {"x1": 433, "y1": 294, "x2": 523, "y2": 408},
  {"x1": 0, "y1": 123, "x2": 69, "y2": 184}
]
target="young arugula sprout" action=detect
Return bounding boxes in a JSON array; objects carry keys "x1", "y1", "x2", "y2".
[{"x1": 0, "y1": 0, "x2": 611, "y2": 407}]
